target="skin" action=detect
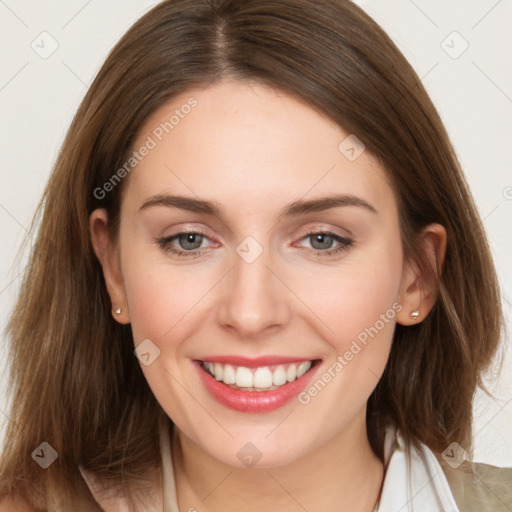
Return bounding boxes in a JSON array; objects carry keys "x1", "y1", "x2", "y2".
[{"x1": 90, "y1": 80, "x2": 446, "y2": 512}]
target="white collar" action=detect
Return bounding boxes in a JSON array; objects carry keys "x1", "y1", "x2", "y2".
[{"x1": 375, "y1": 423, "x2": 460, "y2": 511}]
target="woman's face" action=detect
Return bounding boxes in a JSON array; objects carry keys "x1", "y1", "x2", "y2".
[{"x1": 93, "y1": 80, "x2": 421, "y2": 468}]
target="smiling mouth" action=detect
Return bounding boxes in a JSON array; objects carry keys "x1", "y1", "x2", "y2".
[{"x1": 199, "y1": 360, "x2": 318, "y2": 391}]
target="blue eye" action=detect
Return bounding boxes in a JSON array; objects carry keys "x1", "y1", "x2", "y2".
[
  {"x1": 299, "y1": 231, "x2": 353, "y2": 257},
  {"x1": 156, "y1": 230, "x2": 353, "y2": 259},
  {"x1": 157, "y1": 231, "x2": 210, "y2": 258},
  {"x1": 175, "y1": 233, "x2": 205, "y2": 251}
]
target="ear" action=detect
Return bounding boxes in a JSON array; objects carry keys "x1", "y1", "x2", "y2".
[
  {"x1": 396, "y1": 223, "x2": 447, "y2": 326},
  {"x1": 89, "y1": 208, "x2": 130, "y2": 324}
]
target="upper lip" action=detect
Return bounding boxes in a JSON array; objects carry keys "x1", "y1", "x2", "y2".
[{"x1": 196, "y1": 355, "x2": 318, "y2": 368}]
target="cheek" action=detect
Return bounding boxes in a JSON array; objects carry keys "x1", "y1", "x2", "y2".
[
  {"x1": 293, "y1": 249, "x2": 403, "y2": 420},
  {"x1": 120, "y1": 242, "x2": 221, "y2": 360},
  {"x1": 298, "y1": 240, "x2": 403, "y2": 364},
  {"x1": 123, "y1": 264, "x2": 203, "y2": 344},
  {"x1": 120, "y1": 252, "x2": 217, "y2": 419}
]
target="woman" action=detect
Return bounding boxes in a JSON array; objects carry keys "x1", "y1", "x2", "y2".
[{"x1": 0, "y1": 0, "x2": 510, "y2": 510}]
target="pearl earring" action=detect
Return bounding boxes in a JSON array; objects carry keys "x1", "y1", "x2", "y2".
[
  {"x1": 115, "y1": 308, "x2": 122, "y2": 315},
  {"x1": 410, "y1": 310, "x2": 420, "y2": 320}
]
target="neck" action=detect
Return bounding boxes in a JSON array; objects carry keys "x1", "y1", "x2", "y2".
[{"x1": 172, "y1": 411, "x2": 384, "y2": 512}]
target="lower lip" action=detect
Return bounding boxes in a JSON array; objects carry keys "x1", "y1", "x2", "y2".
[{"x1": 195, "y1": 360, "x2": 319, "y2": 413}]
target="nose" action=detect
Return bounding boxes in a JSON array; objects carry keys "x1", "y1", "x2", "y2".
[{"x1": 216, "y1": 244, "x2": 292, "y2": 339}]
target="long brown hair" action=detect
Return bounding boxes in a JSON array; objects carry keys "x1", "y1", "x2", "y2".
[{"x1": 0, "y1": 0, "x2": 503, "y2": 509}]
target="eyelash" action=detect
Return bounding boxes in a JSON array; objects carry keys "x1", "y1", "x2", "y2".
[
  {"x1": 298, "y1": 231, "x2": 353, "y2": 258},
  {"x1": 156, "y1": 230, "x2": 353, "y2": 259}
]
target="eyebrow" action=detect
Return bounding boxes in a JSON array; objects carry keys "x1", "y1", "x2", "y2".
[{"x1": 139, "y1": 193, "x2": 378, "y2": 217}]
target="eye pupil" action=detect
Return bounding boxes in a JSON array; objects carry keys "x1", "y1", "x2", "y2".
[
  {"x1": 179, "y1": 233, "x2": 203, "y2": 250},
  {"x1": 310, "y1": 234, "x2": 333, "y2": 250}
]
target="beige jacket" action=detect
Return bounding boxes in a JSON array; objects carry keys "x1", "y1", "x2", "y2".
[{"x1": 77, "y1": 423, "x2": 512, "y2": 512}]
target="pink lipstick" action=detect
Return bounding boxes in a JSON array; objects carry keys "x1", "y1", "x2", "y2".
[{"x1": 194, "y1": 357, "x2": 319, "y2": 413}]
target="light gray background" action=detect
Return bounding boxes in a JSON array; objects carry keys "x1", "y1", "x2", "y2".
[{"x1": 1, "y1": 0, "x2": 511, "y2": 466}]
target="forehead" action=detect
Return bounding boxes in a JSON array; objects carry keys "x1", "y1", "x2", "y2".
[{"x1": 123, "y1": 80, "x2": 397, "y2": 219}]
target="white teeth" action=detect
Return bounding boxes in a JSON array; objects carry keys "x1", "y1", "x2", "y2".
[
  {"x1": 272, "y1": 365, "x2": 287, "y2": 386},
  {"x1": 286, "y1": 365, "x2": 297, "y2": 382},
  {"x1": 235, "y1": 366, "x2": 254, "y2": 387},
  {"x1": 222, "y1": 364, "x2": 236, "y2": 384},
  {"x1": 296, "y1": 361, "x2": 312, "y2": 378},
  {"x1": 253, "y1": 367, "x2": 273, "y2": 388},
  {"x1": 201, "y1": 360, "x2": 314, "y2": 389}
]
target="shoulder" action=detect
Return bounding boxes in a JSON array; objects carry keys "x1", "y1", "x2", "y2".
[
  {"x1": 438, "y1": 457, "x2": 512, "y2": 512},
  {"x1": 0, "y1": 495, "x2": 38, "y2": 512}
]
